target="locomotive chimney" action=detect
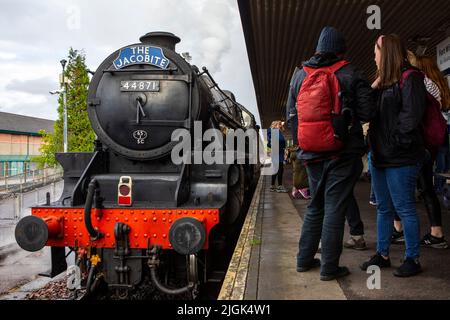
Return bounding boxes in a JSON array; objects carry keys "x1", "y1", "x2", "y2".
[{"x1": 139, "y1": 31, "x2": 181, "y2": 51}]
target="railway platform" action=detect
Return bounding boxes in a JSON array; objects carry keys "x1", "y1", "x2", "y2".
[{"x1": 220, "y1": 167, "x2": 450, "y2": 300}]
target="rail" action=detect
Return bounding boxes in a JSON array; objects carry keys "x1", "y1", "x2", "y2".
[{"x1": 0, "y1": 167, "x2": 63, "y2": 195}]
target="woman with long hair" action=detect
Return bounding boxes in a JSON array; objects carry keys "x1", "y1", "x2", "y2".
[
  {"x1": 361, "y1": 34, "x2": 427, "y2": 277},
  {"x1": 414, "y1": 55, "x2": 450, "y2": 196},
  {"x1": 390, "y1": 53, "x2": 449, "y2": 249}
]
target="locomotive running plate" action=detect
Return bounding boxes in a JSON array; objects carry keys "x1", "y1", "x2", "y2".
[{"x1": 120, "y1": 80, "x2": 160, "y2": 92}]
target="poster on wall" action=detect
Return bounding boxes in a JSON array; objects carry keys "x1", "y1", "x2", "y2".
[{"x1": 437, "y1": 36, "x2": 450, "y2": 73}]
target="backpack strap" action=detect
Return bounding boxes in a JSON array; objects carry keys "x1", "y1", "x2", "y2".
[
  {"x1": 327, "y1": 60, "x2": 350, "y2": 74},
  {"x1": 399, "y1": 68, "x2": 423, "y2": 89},
  {"x1": 303, "y1": 60, "x2": 350, "y2": 75}
]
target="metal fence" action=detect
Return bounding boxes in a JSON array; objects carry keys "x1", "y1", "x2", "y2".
[{"x1": 0, "y1": 167, "x2": 63, "y2": 195}]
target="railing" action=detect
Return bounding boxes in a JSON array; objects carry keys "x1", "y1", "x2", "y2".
[{"x1": 0, "y1": 167, "x2": 63, "y2": 195}]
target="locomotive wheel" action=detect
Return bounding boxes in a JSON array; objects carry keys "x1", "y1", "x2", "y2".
[{"x1": 223, "y1": 165, "x2": 245, "y2": 225}]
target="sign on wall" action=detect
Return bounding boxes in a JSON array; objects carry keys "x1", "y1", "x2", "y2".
[{"x1": 437, "y1": 37, "x2": 450, "y2": 72}]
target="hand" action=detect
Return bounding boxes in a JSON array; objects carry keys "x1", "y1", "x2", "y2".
[{"x1": 372, "y1": 77, "x2": 381, "y2": 89}]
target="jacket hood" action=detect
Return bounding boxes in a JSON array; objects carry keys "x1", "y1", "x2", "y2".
[{"x1": 303, "y1": 53, "x2": 342, "y2": 68}]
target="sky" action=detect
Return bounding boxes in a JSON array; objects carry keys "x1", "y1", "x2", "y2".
[{"x1": 0, "y1": 0, "x2": 261, "y2": 126}]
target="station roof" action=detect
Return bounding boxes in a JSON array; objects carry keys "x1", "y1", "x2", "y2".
[
  {"x1": 0, "y1": 111, "x2": 54, "y2": 136},
  {"x1": 238, "y1": 0, "x2": 450, "y2": 128}
]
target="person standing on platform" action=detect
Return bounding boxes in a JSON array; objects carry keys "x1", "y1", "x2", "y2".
[
  {"x1": 390, "y1": 53, "x2": 449, "y2": 249},
  {"x1": 267, "y1": 120, "x2": 288, "y2": 193},
  {"x1": 292, "y1": 26, "x2": 376, "y2": 281},
  {"x1": 361, "y1": 35, "x2": 427, "y2": 277},
  {"x1": 412, "y1": 55, "x2": 450, "y2": 248},
  {"x1": 286, "y1": 73, "x2": 312, "y2": 200}
]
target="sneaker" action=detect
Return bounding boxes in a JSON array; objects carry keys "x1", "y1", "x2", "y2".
[
  {"x1": 320, "y1": 266, "x2": 350, "y2": 281},
  {"x1": 270, "y1": 185, "x2": 276, "y2": 192},
  {"x1": 360, "y1": 253, "x2": 391, "y2": 271},
  {"x1": 292, "y1": 187, "x2": 303, "y2": 199},
  {"x1": 391, "y1": 229, "x2": 405, "y2": 244},
  {"x1": 344, "y1": 236, "x2": 368, "y2": 250},
  {"x1": 420, "y1": 233, "x2": 449, "y2": 249},
  {"x1": 393, "y1": 258, "x2": 422, "y2": 277},
  {"x1": 369, "y1": 200, "x2": 377, "y2": 206},
  {"x1": 276, "y1": 185, "x2": 288, "y2": 193},
  {"x1": 298, "y1": 188, "x2": 312, "y2": 200},
  {"x1": 297, "y1": 258, "x2": 321, "y2": 272}
]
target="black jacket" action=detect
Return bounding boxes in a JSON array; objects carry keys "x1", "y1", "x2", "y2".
[
  {"x1": 368, "y1": 69, "x2": 427, "y2": 168},
  {"x1": 286, "y1": 53, "x2": 376, "y2": 161}
]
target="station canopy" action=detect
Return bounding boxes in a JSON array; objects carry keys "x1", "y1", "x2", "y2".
[{"x1": 237, "y1": 0, "x2": 450, "y2": 128}]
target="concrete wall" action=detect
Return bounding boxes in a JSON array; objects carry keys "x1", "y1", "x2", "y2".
[{"x1": 0, "y1": 181, "x2": 63, "y2": 248}]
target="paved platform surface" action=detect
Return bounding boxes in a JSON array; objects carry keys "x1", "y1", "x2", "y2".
[{"x1": 244, "y1": 176, "x2": 346, "y2": 299}]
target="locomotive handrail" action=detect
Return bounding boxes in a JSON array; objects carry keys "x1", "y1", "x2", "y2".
[
  {"x1": 199, "y1": 67, "x2": 257, "y2": 128},
  {"x1": 126, "y1": 119, "x2": 189, "y2": 128},
  {"x1": 129, "y1": 74, "x2": 192, "y2": 83},
  {"x1": 211, "y1": 104, "x2": 244, "y2": 130}
]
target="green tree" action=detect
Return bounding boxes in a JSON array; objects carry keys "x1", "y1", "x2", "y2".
[{"x1": 35, "y1": 48, "x2": 95, "y2": 167}]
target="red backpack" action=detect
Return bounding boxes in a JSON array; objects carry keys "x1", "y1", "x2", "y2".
[
  {"x1": 400, "y1": 69, "x2": 447, "y2": 152},
  {"x1": 297, "y1": 60, "x2": 349, "y2": 152}
]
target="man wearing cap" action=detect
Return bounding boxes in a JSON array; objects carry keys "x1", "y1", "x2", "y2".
[{"x1": 289, "y1": 26, "x2": 376, "y2": 280}]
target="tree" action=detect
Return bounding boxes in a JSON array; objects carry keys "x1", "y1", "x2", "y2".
[{"x1": 35, "y1": 48, "x2": 95, "y2": 167}]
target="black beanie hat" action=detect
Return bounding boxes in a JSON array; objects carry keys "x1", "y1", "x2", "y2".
[{"x1": 316, "y1": 26, "x2": 347, "y2": 55}]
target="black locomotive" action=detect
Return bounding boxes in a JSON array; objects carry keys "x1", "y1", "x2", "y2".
[{"x1": 15, "y1": 32, "x2": 260, "y2": 298}]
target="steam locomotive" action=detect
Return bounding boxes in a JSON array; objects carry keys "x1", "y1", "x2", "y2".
[{"x1": 15, "y1": 32, "x2": 260, "y2": 298}]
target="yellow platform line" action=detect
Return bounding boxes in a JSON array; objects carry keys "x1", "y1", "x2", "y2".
[{"x1": 218, "y1": 175, "x2": 263, "y2": 300}]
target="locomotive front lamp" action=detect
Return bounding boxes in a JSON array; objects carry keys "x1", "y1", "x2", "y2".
[{"x1": 118, "y1": 176, "x2": 133, "y2": 206}]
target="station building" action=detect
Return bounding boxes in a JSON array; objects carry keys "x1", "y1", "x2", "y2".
[{"x1": 0, "y1": 111, "x2": 54, "y2": 177}]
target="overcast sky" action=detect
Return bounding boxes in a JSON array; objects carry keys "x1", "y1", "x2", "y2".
[{"x1": 0, "y1": 0, "x2": 261, "y2": 125}]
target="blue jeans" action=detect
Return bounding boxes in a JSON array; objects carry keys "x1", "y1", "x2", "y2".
[{"x1": 371, "y1": 165, "x2": 421, "y2": 259}]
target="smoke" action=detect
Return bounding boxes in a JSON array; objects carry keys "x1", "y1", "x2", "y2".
[{"x1": 197, "y1": 0, "x2": 234, "y2": 73}]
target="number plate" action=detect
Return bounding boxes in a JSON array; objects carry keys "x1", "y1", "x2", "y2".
[{"x1": 120, "y1": 80, "x2": 160, "y2": 92}]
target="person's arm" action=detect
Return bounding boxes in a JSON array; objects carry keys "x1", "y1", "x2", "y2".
[
  {"x1": 286, "y1": 68, "x2": 305, "y2": 146},
  {"x1": 351, "y1": 68, "x2": 377, "y2": 122},
  {"x1": 424, "y1": 77, "x2": 441, "y2": 106},
  {"x1": 396, "y1": 72, "x2": 427, "y2": 145}
]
